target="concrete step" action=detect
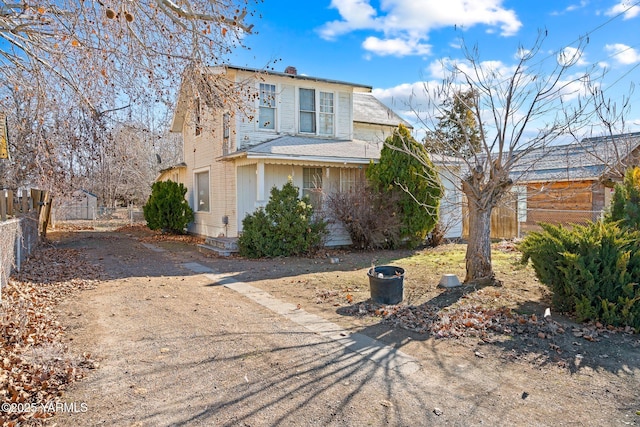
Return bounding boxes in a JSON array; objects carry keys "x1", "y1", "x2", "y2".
[
  {"x1": 204, "y1": 236, "x2": 238, "y2": 251},
  {"x1": 199, "y1": 237, "x2": 239, "y2": 257},
  {"x1": 198, "y1": 244, "x2": 236, "y2": 257}
]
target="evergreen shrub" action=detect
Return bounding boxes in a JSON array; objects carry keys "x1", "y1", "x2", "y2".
[
  {"x1": 366, "y1": 124, "x2": 443, "y2": 247},
  {"x1": 143, "y1": 180, "x2": 194, "y2": 234},
  {"x1": 238, "y1": 180, "x2": 327, "y2": 258},
  {"x1": 519, "y1": 221, "x2": 640, "y2": 329}
]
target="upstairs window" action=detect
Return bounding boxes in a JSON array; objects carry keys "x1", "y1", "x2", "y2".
[
  {"x1": 194, "y1": 97, "x2": 202, "y2": 136},
  {"x1": 300, "y1": 89, "x2": 334, "y2": 135},
  {"x1": 259, "y1": 83, "x2": 276, "y2": 130},
  {"x1": 299, "y1": 88, "x2": 316, "y2": 133},
  {"x1": 223, "y1": 112, "x2": 230, "y2": 155},
  {"x1": 319, "y1": 91, "x2": 334, "y2": 136}
]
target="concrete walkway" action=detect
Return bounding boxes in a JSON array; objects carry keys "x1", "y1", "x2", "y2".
[{"x1": 199, "y1": 269, "x2": 421, "y2": 376}]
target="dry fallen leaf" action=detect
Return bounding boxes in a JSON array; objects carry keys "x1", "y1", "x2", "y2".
[{"x1": 1, "y1": 246, "x2": 104, "y2": 424}]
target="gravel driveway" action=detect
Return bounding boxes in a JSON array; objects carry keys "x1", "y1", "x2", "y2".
[{"x1": 52, "y1": 230, "x2": 639, "y2": 426}]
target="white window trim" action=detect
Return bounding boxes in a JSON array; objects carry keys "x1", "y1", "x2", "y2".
[
  {"x1": 297, "y1": 88, "x2": 335, "y2": 136},
  {"x1": 318, "y1": 90, "x2": 335, "y2": 136},
  {"x1": 193, "y1": 167, "x2": 211, "y2": 213},
  {"x1": 258, "y1": 83, "x2": 277, "y2": 132},
  {"x1": 298, "y1": 87, "x2": 316, "y2": 134}
]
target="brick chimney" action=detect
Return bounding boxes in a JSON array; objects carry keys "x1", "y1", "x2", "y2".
[{"x1": 284, "y1": 66, "x2": 297, "y2": 75}]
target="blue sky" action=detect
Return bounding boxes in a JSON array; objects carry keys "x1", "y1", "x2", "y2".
[{"x1": 229, "y1": 0, "x2": 640, "y2": 137}]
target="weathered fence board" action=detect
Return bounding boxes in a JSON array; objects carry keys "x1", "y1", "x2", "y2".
[
  {"x1": 0, "y1": 189, "x2": 52, "y2": 300},
  {"x1": 462, "y1": 196, "x2": 518, "y2": 240}
]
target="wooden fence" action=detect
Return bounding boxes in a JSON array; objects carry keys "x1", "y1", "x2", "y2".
[
  {"x1": 0, "y1": 189, "x2": 52, "y2": 298},
  {"x1": 462, "y1": 195, "x2": 518, "y2": 240},
  {"x1": 0, "y1": 189, "x2": 52, "y2": 234}
]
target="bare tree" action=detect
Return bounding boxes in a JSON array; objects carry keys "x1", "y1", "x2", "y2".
[
  {"x1": 0, "y1": 0, "x2": 259, "y2": 196},
  {"x1": 408, "y1": 33, "x2": 597, "y2": 284},
  {"x1": 0, "y1": 1, "x2": 257, "y2": 110},
  {"x1": 574, "y1": 83, "x2": 639, "y2": 181}
]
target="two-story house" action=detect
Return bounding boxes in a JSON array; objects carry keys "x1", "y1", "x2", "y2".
[{"x1": 167, "y1": 65, "x2": 462, "y2": 250}]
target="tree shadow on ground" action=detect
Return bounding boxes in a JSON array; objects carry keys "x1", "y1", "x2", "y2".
[{"x1": 337, "y1": 285, "x2": 640, "y2": 377}]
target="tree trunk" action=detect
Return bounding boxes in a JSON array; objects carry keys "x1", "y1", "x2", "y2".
[{"x1": 464, "y1": 201, "x2": 494, "y2": 284}]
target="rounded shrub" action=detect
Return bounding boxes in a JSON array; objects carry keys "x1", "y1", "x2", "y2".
[
  {"x1": 238, "y1": 180, "x2": 327, "y2": 258},
  {"x1": 519, "y1": 221, "x2": 640, "y2": 329}
]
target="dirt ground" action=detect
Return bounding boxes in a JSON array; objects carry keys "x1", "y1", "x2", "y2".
[{"x1": 38, "y1": 225, "x2": 640, "y2": 426}]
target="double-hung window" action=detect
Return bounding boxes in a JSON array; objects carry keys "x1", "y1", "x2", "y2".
[
  {"x1": 299, "y1": 88, "x2": 316, "y2": 133},
  {"x1": 300, "y1": 89, "x2": 334, "y2": 135},
  {"x1": 259, "y1": 83, "x2": 276, "y2": 130},
  {"x1": 319, "y1": 91, "x2": 334, "y2": 135},
  {"x1": 340, "y1": 168, "x2": 364, "y2": 192}
]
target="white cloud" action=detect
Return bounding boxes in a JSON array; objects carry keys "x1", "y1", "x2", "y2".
[
  {"x1": 606, "y1": 1, "x2": 640, "y2": 19},
  {"x1": 557, "y1": 47, "x2": 588, "y2": 67},
  {"x1": 605, "y1": 43, "x2": 640, "y2": 65},
  {"x1": 426, "y1": 57, "x2": 518, "y2": 83},
  {"x1": 551, "y1": 0, "x2": 589, "y2": 15},
  {"x1": 318, "y1": 0, "x2": 379, "y2": 40},
  {"x1": 362, "y1": 36, "x2": 431, "y2": 57},
  {"x1": 318, "y1": 0, "x2": 522, "y2": 57}
]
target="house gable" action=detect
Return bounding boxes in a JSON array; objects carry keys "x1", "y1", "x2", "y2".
[{"x1": 169, "y1": 64, "x2": 463, "y2": 244}]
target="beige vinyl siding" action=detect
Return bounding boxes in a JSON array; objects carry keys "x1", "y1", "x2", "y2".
[
  {"x1": 336, "y1": 92, "x2": 352, "y2": 139},
  {"x1": 279, "y1": 84, "x2": 296, "y2": 134},
  {"x1": 237, "y1": 165, "x2": 257, "y2": 232},
  {"x1": 353, "y1": 122, "x2": 394, "y2": 144},
  {"x1": 185, "y1": 104, "x2": 239, "y2": 238}
]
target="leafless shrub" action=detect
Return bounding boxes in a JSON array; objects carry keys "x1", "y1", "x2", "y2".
[{"x1": 325, "y1": 182, "x2": 403, "y2": 250}]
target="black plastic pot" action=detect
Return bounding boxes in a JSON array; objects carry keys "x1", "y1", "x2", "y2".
[{"x1": 368, "y1": 266, "x2": 404, "y2": 305}]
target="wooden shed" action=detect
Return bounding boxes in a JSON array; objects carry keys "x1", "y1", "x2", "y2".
[
  {"x1": 463, "y1": 133, "x2": 640, "y2": 240},
  {"x1": 510, "y1": 132, "x2": 640, "y2": 236}
]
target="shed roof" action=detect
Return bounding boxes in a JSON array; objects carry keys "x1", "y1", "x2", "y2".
[{"x1": 511, "y1": 132, "x2": 640, "y2": 182}]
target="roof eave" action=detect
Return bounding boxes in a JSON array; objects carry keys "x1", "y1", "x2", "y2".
[{"x1": 245, "y1": 153, "x2": 377, "y2": 164}]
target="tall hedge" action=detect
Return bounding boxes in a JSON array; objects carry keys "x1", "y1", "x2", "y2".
[
  {"x1": 143, "y1": 180, "x2": 194, "y2": 234},
  {"x1": 366, "y1": 124, "x2": 443, "y2": 247}
]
